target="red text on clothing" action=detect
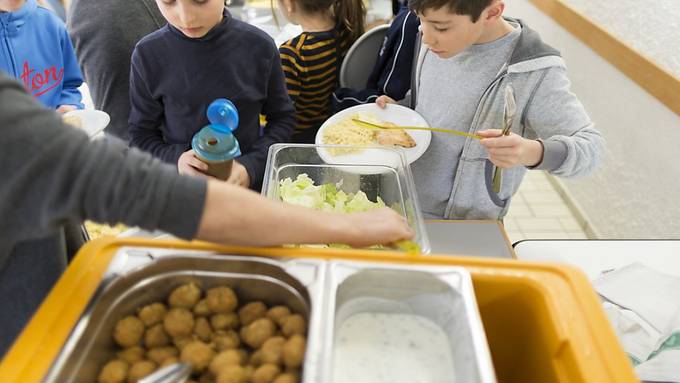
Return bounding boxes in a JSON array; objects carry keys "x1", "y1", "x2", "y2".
[{"x1": 20, "y1": 61, "x2": 64, "y2": 97}]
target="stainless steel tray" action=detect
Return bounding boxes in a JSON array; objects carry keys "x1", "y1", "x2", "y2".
[{"x1": 45, "y1": 248, "x2": 494, "y2": 382}]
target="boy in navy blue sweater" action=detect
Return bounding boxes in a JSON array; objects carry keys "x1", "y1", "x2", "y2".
[
  {"x1": 0, "y1": 0, "x2": 83, "y2": 112},
  {"x1": 128, "y1": 0, "x2": 295, "y2": 190}
]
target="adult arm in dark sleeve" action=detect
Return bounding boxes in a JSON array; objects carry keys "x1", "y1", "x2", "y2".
[
  {"x1": 0, "y1": 75, "x2": 207, "y2": 257},
  {"x1": 237, "y1": 49, "x2": 295, "y2": 186},
  {"x1": 127, "y1": 49, "x2": 188, "y2": 166}
]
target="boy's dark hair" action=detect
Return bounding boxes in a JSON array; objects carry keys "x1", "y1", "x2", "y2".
[{"x1": 408, "y1": 0, "x2": 494, "y2": 22}]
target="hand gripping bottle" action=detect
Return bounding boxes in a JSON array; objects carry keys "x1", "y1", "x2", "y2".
[{"x1": 191, "y1": 99, "x2": 241, "y2": 180}]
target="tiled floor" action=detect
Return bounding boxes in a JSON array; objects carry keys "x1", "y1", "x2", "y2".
[{"x1": 504, "y1": 171, "x2": 592, "y2": 243}]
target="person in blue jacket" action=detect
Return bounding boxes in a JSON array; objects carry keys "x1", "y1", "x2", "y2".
[{"x1": 0, "y1": 0, "x2": 83, "y2": 112}]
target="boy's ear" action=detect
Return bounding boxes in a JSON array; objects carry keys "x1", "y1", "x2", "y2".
[{"x1": 484, "y1": 1, "x2": 505, "y2": 22}]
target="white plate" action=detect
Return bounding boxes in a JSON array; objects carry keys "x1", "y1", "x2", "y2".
[
  {"x1": 315, "y1": 103, "x2": 431, "y2": 170},
  {"x1": 62, "y1": 109, "x2": 110, "y2": 138}
]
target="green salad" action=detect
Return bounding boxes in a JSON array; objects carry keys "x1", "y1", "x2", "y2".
[{"x1": 278, "y1": 174, "x2": 420, "y2": 253}]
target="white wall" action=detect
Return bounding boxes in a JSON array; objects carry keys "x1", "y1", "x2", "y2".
[{"x1": 505, "y1": 0, "x2": 680, "y2": 238}]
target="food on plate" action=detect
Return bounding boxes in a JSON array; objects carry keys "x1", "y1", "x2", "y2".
[
  {"x1": 62, "y1": 114, "x2": 83, "y2": 129},
  {"x1": 321, "y1": 114, "x2": 416, "y2": 153},
  {"x1": 84, "y1": 221, "x2": 128, "y2": 239},
  {"x1": 98, "y1": 284, "x2": 306, "y2": 382}
]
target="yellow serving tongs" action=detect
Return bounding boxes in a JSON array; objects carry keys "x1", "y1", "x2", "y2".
[
  {"x1": 492, "y1": 85, "x2": 517, "y2": 194},
  {"x1": 352, "y1": 118, "x2": 482, "y2": 140}
]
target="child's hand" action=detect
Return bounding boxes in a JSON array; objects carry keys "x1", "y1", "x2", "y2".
[
  {"x1": 376, "y1": 95, "x2": 397, "y2": 109},
  {"x1": 478, "y1": 129, "x2": 544, "y2": 168},
  {"x1": 56, "y1": 105, "x2": 78, "y2": 114},
  {"x1": 226, "y1": 161, "x2": 250, "y2": 188},
  {"x1": 178, "y1": 149, "x2": 211, "y2": 177}
]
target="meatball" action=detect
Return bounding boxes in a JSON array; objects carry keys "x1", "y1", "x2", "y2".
[
  {"x1": 127, "y1": 360, "x2": 157, "y2": 383},
  {"x1": 193, "y1": 299, "x2": 211, "y2": 317},
  {"x1": 238, "y1": 302, "x2": 267, "y2": 326},
  {"x1": 210, "y1": 313, "x2": 239, "y2": 331},
  {"x1": 116, "y1": 346, "x2": 145, "y2": 364},
  {"x1": 252, "y1": 363, "x2": 280, "y2": 383},
  {"x1": 97, "y1": 359, "x2": 128, "y2": 383},
  {"x1": 266, "y1": 306, "x2": 291, "y2": 327},
  {"x1": 168, "y1": 283, "x2": 202, "y2": 309},
  {"x1": 216, "y1": 365, "x2": 248, "y2": 383},
  {"x1": 209, "y1": 349, "x2": 245, "y2": 376},
  {"x1": 282, "y1": 335, "x2": 305, "y2": 369},
  {"x1": 180, "y1": 341, "x2": 215, "y2": 374},
  {"x1": 194, "y1": 317, "x2": 213, "y2": 342},
  {"x1": 146, "y1": 346, "x2": 178, "y2": 365},
  {"x1": 172, "y1": 335, "x2": 194, "y2": 351},
  {"x1": 145, "y1": 323, "x2": 170, "y2": 348},
  {"x1": 212, "y1": 330, "x2": 241, "y2": 350},
  {"x1": 206, "y1": 287, "x2": 238, "y2": 314},
  {"x1": 113, "y1": 316, "x2": 145, "y2": 348},
  {"x1": 243, "y1": 318, "x2": 276, "y2": 349},
  {"x1": 260, "y1": 337, "x2": 286, "y2": 365},
  {"x1": 280, "y1": 315, "x2": 306, "y2": 337},
  {"x1": 164, "y1": 307, "x2": 195, "y2": 338},
  {"x1": 138, "y1": 302, "x2": 167, "y2": 327}
]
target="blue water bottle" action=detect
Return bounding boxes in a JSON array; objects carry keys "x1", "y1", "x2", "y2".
[{"x1": 191, "y1": 99, "x2": 241, "y2": 180}]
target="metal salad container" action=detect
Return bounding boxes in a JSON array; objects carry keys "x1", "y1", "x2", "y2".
[{"x1": 262, "y1": 144, "x2": 430, "y2": 254}]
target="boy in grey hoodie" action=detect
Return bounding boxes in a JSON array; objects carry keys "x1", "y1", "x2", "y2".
[{"x1": 378, "y1": 0, "x2": 604, "y2": 220}]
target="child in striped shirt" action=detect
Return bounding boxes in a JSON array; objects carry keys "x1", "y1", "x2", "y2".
[{"x1": 277, "y1": 0, "x2": 366, "y2": 143}]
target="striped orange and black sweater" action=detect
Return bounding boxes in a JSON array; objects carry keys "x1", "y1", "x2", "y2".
[{"x1": 279, "y1": 29, "x2": 351, "y2": 143}]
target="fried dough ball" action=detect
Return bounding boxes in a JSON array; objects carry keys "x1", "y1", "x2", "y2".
[
  {"x1": 211, "y1": 313, "x2": 239, "y2": 331},
  {"x1": 181, "y1": 341, "x2": 215, "y2": 374},
  {"x1": 127, "y1": 360, "x2": 157, "y2": 383},
  {"x1": 216, "y1": 365, "x2": 248, "y2": 383},
  {"x1": 282, "y1": 335, "x2": 305, "y2": 369},
  {"x1": 164, "y1": 307, "x2": 195, "y2": 338},
  {"x1": 117, "y1": 346, "x2": 145, "y2": 364},
  {"x1": 138, "y1": 303, "x2": 167, "y2": 327},
  {"x1": 280, "y1": 315, "x2": 305, "y2": 337},
  {"x1": 193, "y1": 299, "x2": 211, "y2": 317},
  {"x1": 145, "y1": 323, "x2": 170, "y2": 348},
  {"x1": 97, "y1": 359, "x2": 128, "y2": 383},
  {"x1": 209, "y1": 349, "x2": 245, "y2": 376},
  {"x1": 194, "y1": 317, "x2": 213, "y2": 342},
  {"x1": 238, "y1": 302, "x2": 267, "y2": 326},
  {"x1": 249, "y1": 349, "x2": 264, "y2": 367},
  {"x1": 243, "y1": 318, "x2": 276, "y2": 349},
  {"x1": 212, "y1": 329, "x2": 241, "y2": 350},
  {"x1": 206, "y1": 287, "x2": 238, "y2": 314},
  {"x1": 113, "y1": 316, "x2": 145, "y2": 348},
  {"x1": 260, "y1": 337, "x2": 286, "y2": 365},
  {"x1": 273, "y1": 373, "x2": 297, "y2": 383},
  {"x1": 266, "y1": 306, "x2": 291, "y2": 327},
  {"x1": 160, "y1": 356, "x2": 179, "y2": 368},
  {"x1": 173, "y1": 335, "x2": 194, "y2": 351},
  {"x1": 147, "y1": 346, "x2": 178, "y2": 365},
  {"x1": 169, "y1": 283, "x2": 202, "y2": 309},
  {"x1": 252, "y1": 363, "x2": 281, "y2": 383}
]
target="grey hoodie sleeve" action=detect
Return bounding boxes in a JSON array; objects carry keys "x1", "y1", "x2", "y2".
[
  {"x1": 0, "y1": 76, "x2": 207, "y2": 248},
  {"x1": 524, "y1": 67, "x2": 605, "y2": 177}
]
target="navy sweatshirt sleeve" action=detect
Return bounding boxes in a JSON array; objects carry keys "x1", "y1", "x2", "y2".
[
  {"x1": 238, "y1": 46, "x2": 295, "y2": 187},
  {"x1": 128, "y1": 47, "x2": 188, "y2": 165}
]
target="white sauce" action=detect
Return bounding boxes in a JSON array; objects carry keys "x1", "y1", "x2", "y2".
[{"x1": 332, "y1": 312, "x2": 456, "y2": 383}]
